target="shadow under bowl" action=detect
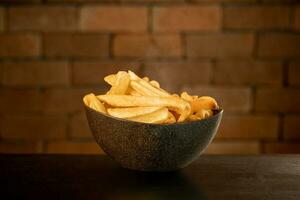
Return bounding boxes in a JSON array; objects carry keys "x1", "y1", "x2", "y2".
[{"x1": 85, "y1": 106, "x2": 223, "y2": 171}]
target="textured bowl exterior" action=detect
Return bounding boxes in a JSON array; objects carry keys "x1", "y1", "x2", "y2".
[{"x1": 85, "y1": 106, "x2": 223, "y2": 171}]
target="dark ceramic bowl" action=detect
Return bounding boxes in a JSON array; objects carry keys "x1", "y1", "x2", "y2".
[{"x1": 85, "y1": 106, "x2": 223, "y2": 171}]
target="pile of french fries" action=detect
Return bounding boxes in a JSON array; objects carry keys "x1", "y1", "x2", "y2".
[{"x1": 83, "y1": 70, "x2": 219, "y2": 124}]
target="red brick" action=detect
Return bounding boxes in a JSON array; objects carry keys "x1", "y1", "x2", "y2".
[
  {"x1": 44, "y1": 33, "x2": 109, "y2": 58},
  {"x1": 187, "y1": 33, "x2": 254, "y2": 58},
  {"x1": 8, "y1": 6, "x2": 77, "y2": 31},
  {"x1": 113, "y1": 34, "x2": 182, "y2": 58},
  {"x1": 262, "y1": 0, "x2": 297, "y2": 2},
  {"x1": 263, "y1": 143, "x2": 300, "y2": 154},
  {"x1": 144, "y1": 61, "x2": 212, "y2": 93},
  {"x1": 0, "y1": 88, "x2": 104, "y2": 114},
  {"x1": 72, "y1": 61, "x2": 141, "y2": 86},
  {"x1": 214, "y1": 60, "x2": 282, "y2": 86},
  {"x1": 70, "y1": 113, "x2": 92, "y2": 138},
  {"x1": 0, "y1": 142, "x2": 42, "y2": 154},
  {"x1": 217, "y1": 115, "x2": 279, "y2": 139},
  {"x1": 49, "y1": 0, "x2": 184, "y2": 2},
  {"x1": 182, "y1": 86, "x2": 252, "y2": 112},
  {"x1": 224, "y1": 6, "x2": 290, "y2": 30},
  {"x1": 0, "y1": 89, "x2": 40, "y2": 113},
  {"x1": 204, "y1": 141, "x2": 260, "y2": 155},
  {"x1": 46, "y1": 141, "x2": 104, "y2": 154},
  {"x1": 0, "y1": 7, "x2": 4, "y2": 31},
  {"x1": 258, "y1": 33, "x2": 300, "y2": 58},
  {"x1": 288, "y1": 62, "x2": 300, "y2": 86},
  {"x1": 1, "y1": 115, "x2": 67, "y2": 140},
  {"x1": 255, "y1": 89, "x2": 300, "y2": 112},
  {"x1": 80, "y1": 6, "x2": 147, "y2": 32},
  {"x1": 38, "y1": 88, "x2": 104, "y2": 114},
  {"x1": 283, "y1": 115, "x2": 300, "y2": 139},
  {"x1": 0, "y1": 33, "x2": 40, "y2": 57},
  {"x1": 153, "y1": 6, "x2": 221, "y2": 32},
  {"x1": 192, "y1": 0, "x2": 256, "y2": 2},
  {"x1": 294, "y1": 6, "x2": 300, "y2": 30},
  {"x1": 1, "y1": 61, "x2": 69, "y2": 87},
  {"x1": 1, "y1": 0, "x2": 41, "y2": 2}
]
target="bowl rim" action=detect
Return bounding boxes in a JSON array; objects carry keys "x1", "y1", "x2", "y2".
[{"x1": 85, "y1": 105, "x2": 223, "y2": 127}]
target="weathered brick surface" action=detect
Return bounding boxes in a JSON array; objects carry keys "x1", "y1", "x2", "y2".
[
  {"x1": 255, "y1": 89, "x2": 300, "y2": 112},
  {"x1": 0, "y1": 142, "x2": 42, "y2": 154},
  {"x1": 80, "y1": 6, "x2": 147, "y2": 32},
  {"x1": 192, "y1": 0, "x2": 256, "y2": 2},
  {"x1": 72, "y1": 61, "x2": 141, "y2": 86},
  {"x1": 113, "y1": 34, "x2": 182, "y2": 58},
  {"x1": 0, "y1": 0, "x2": 298, "y2": 155},
  {"x1": 214, "y1": 61, "x2": 282, "y2": 86},
  {"x1": 145, "y1": 61, "x2": 212, "y2": 92},
  {"x1": 258, "y1": 33, "x2": 300, "y2": 58},
  {"x1": 49, "y1": 0, "x2": 184, "y2": 2},
  {"x1": 204, "y1": 141, "x2": 260, "y2": 155},
  {"x1": 44, "y1": 34, "x2": 109, "y2": 58},
  {"x1": 294, "y1": 6, "x2": 300, "y2": 30},
  {"x1": 224, "y1": 6, "x2": 290, "y2": 29},
  {"x1": 0, "y1": 88, "x2": 105, "y2": 114},
  {"x1": 1, "y1": 115, "x2": 67, "y2": 140},
  {"x1": 0, "y1": 33, "x2": 40, "y2": 57},
  {"x1": 187, "y1": 33, "x2": 254, "y2": 58},
  {"x1": 0, "y1": 7, "x2": 4, "y2": 31},
  {"x1": 182, "y1": 86, "x2": 252, "y2": 112},
  {"x1": 70, "y1": 113, "x2": 92, "y2": 138},
  {"x1": 217, "y1": 115, "x2": 279, "y2": 139},
  {"x1": 283, "y1": 115, "x2": 300, "y2": 139},
  {"x1": 8, "y1": 6, "x2": 77, "y2": 31},
  {"x1": 153, "y1": 6, "x2": 221, "y2": 32},
  {"x1": 263, "y1": 143, "x2": 300, "y2": 154},
  {"x1": 1, "y1": 61, "x2": 69, "y2": 87},
  {"x1": 288, "y1": 62, "x2": 300, "y2": 86},
  {"x1": 46, "y1": 141, "x2": 104, "y2": 154}
]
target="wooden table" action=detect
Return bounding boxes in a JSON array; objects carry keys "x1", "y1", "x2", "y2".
[{"x1": 1, "y1": 154, "x2": 300, "y2": 199}]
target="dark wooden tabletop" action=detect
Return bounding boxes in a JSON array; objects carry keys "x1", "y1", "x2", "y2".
[{"x1": 1, "y1": 154, "x2": 300, "y2": 200}]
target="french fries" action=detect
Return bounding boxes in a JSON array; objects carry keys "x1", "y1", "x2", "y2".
[
  {"x1": 107, "y1": 71, "x2": 130, "y2": 95},
  {"x1": 83, "y1": 93, "x2": 106, "y2": 114},
  {"x1": 83, "y1": 70, "x2": 219, "y2": 124},
  {"x1": 129, "y1": 107, "x2": 169, "y2": 124},
  {"x1": 107, "y1": 107, "x2": 162, "y2": 119},
  {"x1": 97, "y1": 95, "x2": 191, "y2": 122}
]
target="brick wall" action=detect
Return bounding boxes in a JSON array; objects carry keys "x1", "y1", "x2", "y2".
[{"x1": 0, "y1": 0, "x2": 299, "y2": 155}]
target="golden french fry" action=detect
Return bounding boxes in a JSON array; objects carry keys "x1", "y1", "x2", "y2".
[
  {"x1": 130, "y1": 80, "x2": 158, "y2": 96},
  {"x1": 104, "y1": 74, "x2": 116, "y2": 86},
  {"x1": 107, "y1": 106, "x2": 162, "y2": 119},
  {"x1": 188, "y1": 114, "x2": 201, "y2": 121},
  {"x1": 190, "y1": 96, "x2": 218, "y2": 113},
  {"x1": 128, "y1": 70, "x2": 140, "y2": 80},
  {"x1": 195, "y1": 109, "x2": 213, "y2": 119},
  {"x1": 107, "y1": 71, "x2": 130, "y2": 95},
  {"x1": 149, "y1": 80, "x2": 160, "y2": 88},
  {"x1": 163, "y1": 112, "x2": 176, "y2": 124},
  {"x1": 129, "y1": 107, "x2": 169, "y2": 124},
  {"x1": 128, "y1": 70, "x2": 170, "y2": 97},
  {"x1": 142, "y1": 77, "x2": 150, "y2": 82},
  {"x1": 129, "y1": 90, "x2": 142, "y2": 96},
  {"x1": 83, "y1": 93, "x2": 107, "y2": 114},
  {"x1": 97, "y1": 95, "x2": 191, "y2": 122},
  {"x1": 181, "y1": 92, "x2": 193, "y2": 102},
  {"x1": 139, "y1": 80, "x2": 170, "y2": 97}
]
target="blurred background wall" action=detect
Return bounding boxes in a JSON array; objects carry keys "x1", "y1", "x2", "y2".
[{"x1": 0, "y1": 0, "x2": 299, "y2": 155}]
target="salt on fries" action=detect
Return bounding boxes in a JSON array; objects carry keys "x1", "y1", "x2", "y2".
[{"x1": 83, "y1": 70, "x2": 219, "y2": 124}]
